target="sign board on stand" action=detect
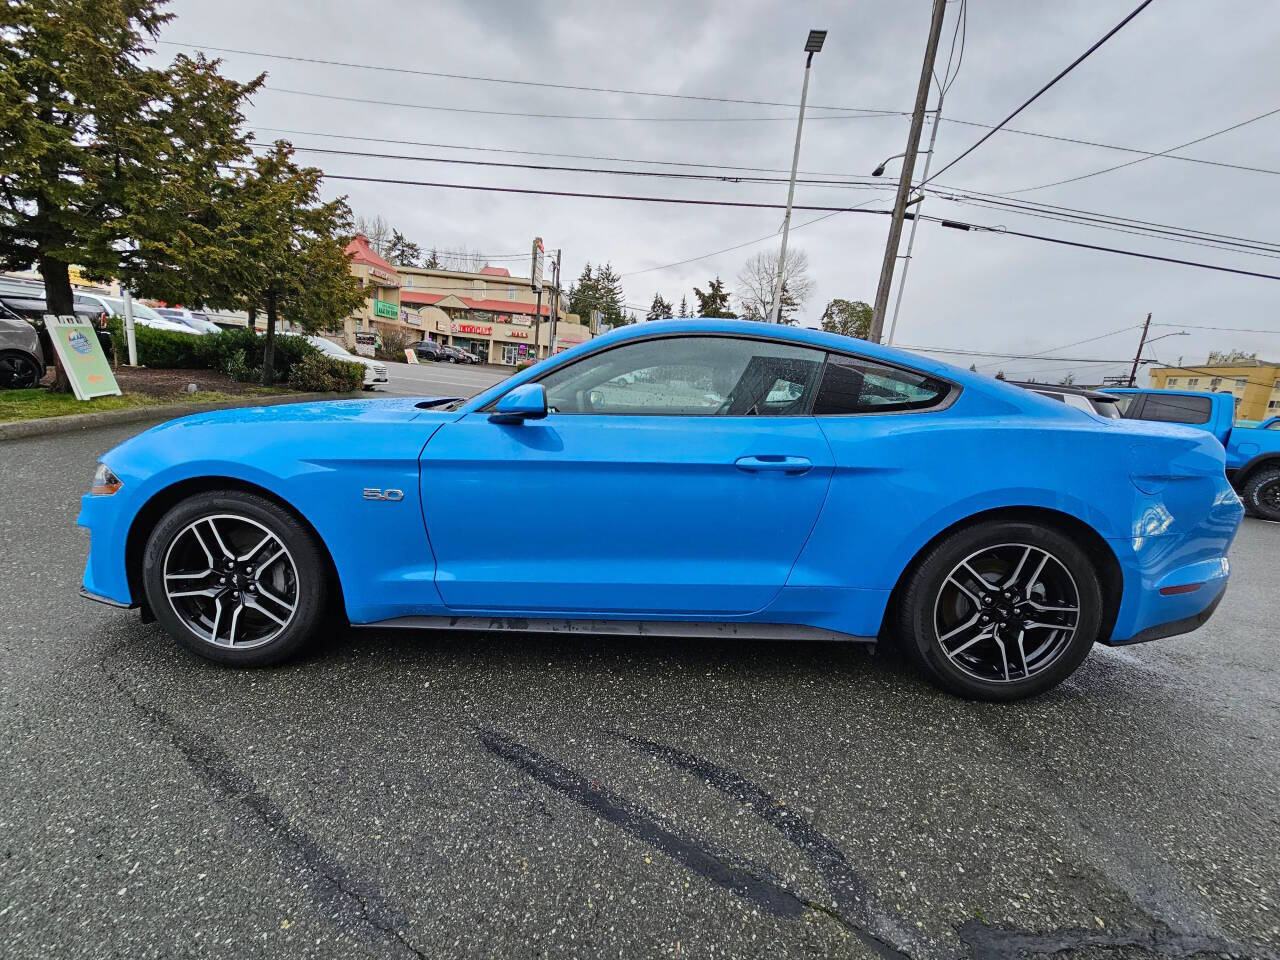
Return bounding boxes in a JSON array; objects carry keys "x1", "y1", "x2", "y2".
[
  {"x1": 530, "y1": 237, "x2": 544, "y2": 293},
  {"x1": 404, "y1": 348, "x2": 419, "y2": 365},
  {"x1": 43, "y1": 315, "x2": 121, "y2": 401},
  {"x1": 354, "y1": 332, "x2": 377, "y2": 357}
]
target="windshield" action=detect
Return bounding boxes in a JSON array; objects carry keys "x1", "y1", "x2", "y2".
[
  {"x1": 97, "y1": 296, "x2": 166, "y2": 323},
  {"x1": 310, "y1": 336, "x2": 350, "y2": 356}
]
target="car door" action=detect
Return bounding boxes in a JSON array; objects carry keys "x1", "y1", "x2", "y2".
[{"x1": 419, "y1": 334, "x2": 834, "y2": 616}]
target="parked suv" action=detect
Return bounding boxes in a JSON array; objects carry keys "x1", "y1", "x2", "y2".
[{"x1": 410, "y1": 339, "x2": 445, "y2": 361}]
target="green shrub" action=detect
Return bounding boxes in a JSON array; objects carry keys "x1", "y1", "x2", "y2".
[
  {"x1": 288, "y1": 353, "x2": 364, "y2": 393},
  {"x1": 105, "y1": 319, "x2": 321, "y2": 384},
  {"x1": 376, "y1": 328, "x2": 408, "y2": 361}
]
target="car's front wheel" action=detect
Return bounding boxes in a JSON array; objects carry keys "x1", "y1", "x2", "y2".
[
  {"x1": 0, "y1": 350, "x2": 42, "y2": 389},
  {"x1": 896, "y1": 521, "x2": 1103, "y2": 701},
  {"x1": 142, "y1": 490, "x2": 331, "y2": 666},
  {"x1": 1241, "y1": 467, "x2": 1280, "y2": 521}
]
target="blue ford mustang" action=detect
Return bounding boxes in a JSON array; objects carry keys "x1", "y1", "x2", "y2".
[{"x1": 78, "y1": 319, "x2": 1243, "y2": 700}]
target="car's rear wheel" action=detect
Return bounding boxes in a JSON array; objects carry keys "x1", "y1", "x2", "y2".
[
  {"x1": 142, "y1": 490, "x2": 330, "y2": 666},
  {"x1": 0, "y1": 350, "x2": 42, "y2": 389},
  {"x1": 896, "y1": 521, "x2": 1103, "y2": 701},
  {"x1": 1241, "y1": 467, "x2": 1280, "y2": 522}
]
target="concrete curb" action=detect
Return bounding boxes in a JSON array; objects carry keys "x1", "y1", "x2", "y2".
[{"x1": 0, "y1": 392, "x2": 362, "y2": 443}]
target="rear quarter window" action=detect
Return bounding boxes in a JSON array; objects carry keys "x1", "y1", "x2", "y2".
[
  {"x1": 813, "y1": 354, "x2": 950, "y2": 415},
  {"x1": 1134, "y1": 393, "x2": 1213, "y2": 425}
]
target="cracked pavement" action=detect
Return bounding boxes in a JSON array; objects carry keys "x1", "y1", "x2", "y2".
[{"x1": 1, "y1": 420, "x2": 1277, "y2": 959}]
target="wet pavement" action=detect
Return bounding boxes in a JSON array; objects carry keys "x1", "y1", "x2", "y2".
[{"x1": 1, "y1": 421, "x2": 1277, "y2": 959}]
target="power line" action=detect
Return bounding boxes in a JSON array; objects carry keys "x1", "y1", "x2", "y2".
[
  {"x1": 251, "y1": 125, "x2": 889, "y2": 182},
  {"x1": 895, "y1": 343, "x2": 1138, "y2": 363},
  {"x1": 321, "y1": 171, "x2": 1280, "y2": 282},
  {"x1": 161, "y1": 39, "x2": 908, "y2": 116},
  {"x1": 1153, "y1": 322, "x2": 1280, "y2": 335},
  {"x1": 974, "y1": 324, "x2": 1143, "y2": 369},
  {"x1": 184, "y1": 40, "x2": 1280, "y2": 180},
  {"x1": 923, "y1": 0, "x2": 1157, "y2": 185},
  {"x1": 930, "y1": 187, "x2": 1280, "y2": 254},
  {"x1": 266, "y1": 142, "x2": 894, "y2": 191},
  {"x1": 931, "y1": 192, "x2": 1280, "y2": 260},
  {"x1": 1004, "y1": 104, "x2": 1280, "y2": 194},
  {"x1": 260, "y1": 85, "x2": 889, "y2": 124}
]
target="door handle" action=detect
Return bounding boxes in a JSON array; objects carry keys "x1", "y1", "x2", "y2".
[{"x1": 734, "y1": 455, "x2": 812, "y2": 475}]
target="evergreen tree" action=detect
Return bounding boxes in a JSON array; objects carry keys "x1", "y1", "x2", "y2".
[
  {"x1": 229, "y1": 143, "x2": 365, "y2": 384},
  {"x1": 424, "y1": 247, "x2": 441, "y2": 269},
  {"x1": 0, "y1": 0, "x2": 263, "y2": 315},
  {"x1": 678, "y1": 295, "x2": 689, "y2": 317},
  {"x1": 646, "y1": 293, "x2": 673, "y2": 322},
  {"x1": 693, "y1": 277, "x2": 734, "y2": 318},
  {"x1": 384, "y1": 229, "x2": 423, "y2": 267}
]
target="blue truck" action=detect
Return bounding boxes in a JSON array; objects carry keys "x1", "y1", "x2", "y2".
[{"x1": 1104, "y1": 388, "x2": 1280, "y2": 521}]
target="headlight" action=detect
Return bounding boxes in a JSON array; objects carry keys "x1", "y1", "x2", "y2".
[{"x1": 90, "y1": 463, "x2": 123, "y2": 496}]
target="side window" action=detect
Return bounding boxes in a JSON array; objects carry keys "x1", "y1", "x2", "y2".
[
  {"x1": 813, "y1": 354, "x2": 950, "y2": 415},
  {"x1": 1138, "y1": 394, "x2": 1213, "y2": 425},
  {"x1": 538, "y1": 336, "x2": 824, "y2": 416}
]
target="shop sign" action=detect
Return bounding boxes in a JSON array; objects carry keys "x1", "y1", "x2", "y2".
[
  {"x1": 368, "y1": 264, "x2": 397, "y2": 285},
  {"x1": 373, "y1": 298, "x2": 398, "y2": 319},
  {"x1": 401, "y1": 309, "x2": 420, "y2": 326},
  {"x1": 508, "y1": 314, "x2": 533, "y2": 327},
  {"x1": 452, "y1": 322, "x2": 491, "y2": 336},
  {"x1": 506, "y1": 329, "x2": 529, "y2": 339},
  {"x1": 354, "y1": 331, "x2": 377, "y2": 357}
]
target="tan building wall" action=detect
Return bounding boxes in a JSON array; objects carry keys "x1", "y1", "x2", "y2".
[{"x1": 1151, "y1": 362, "x2": 1280, "y2": 421}]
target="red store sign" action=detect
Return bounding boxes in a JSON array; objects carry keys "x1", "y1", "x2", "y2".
[{"x1": 451, "y1": 322, "x2": 492, "y2": 336}]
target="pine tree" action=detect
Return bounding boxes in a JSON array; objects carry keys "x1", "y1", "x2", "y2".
[
  {"x1": 678, "y1": 296, "x2": 688, "y2": 317},
  {"x1": 229, "y1": 143, "x2": 366, "y2": 384},
  {"x1": 646, "y1": 293, "x2": 673, "y2": 322},
  {"x1": 0, "y1": 0, "x2": 263, "y2": 315},
  {"x1": 693, "y1": 277, "x2": 734, "y2": 318}
]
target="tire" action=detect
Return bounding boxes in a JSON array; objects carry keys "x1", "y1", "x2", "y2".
[
  {"x1": 0, "y1": 350, "x2": 42, "y2": 389},
  {"x1": 142, "y1": 490, "x2": 331, "y2": 666},
  {"x1": 1241, "y1": 467, "x2": 1280, "y2": 522},
  {"x1": 895, "y1": 520, "x2": 1103, "y2": 701}
]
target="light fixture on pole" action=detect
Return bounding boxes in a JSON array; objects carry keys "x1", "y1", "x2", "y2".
[{"x1": 767, "y1": 29, "x2": 826, "y2": 324}]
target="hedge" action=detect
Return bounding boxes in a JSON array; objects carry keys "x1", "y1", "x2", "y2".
[
  {"x1": 106, "y1": 319, "x2": 321, "y2": 384},
  {"x1": 288, "y1": 353, "x2": 365, "y2": 393}
]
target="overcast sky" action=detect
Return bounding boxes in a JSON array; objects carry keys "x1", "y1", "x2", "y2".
[{"x1": 156, "y1": 0, "x2": 1280, "y2": 383}]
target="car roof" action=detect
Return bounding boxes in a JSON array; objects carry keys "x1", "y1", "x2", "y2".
[
  {"x1": 1011, "y1": 381, "x2": 1118, "y2": 401},
  {"x1": 1102, "y1": 386, "x2": 1233, "y2": 399}
]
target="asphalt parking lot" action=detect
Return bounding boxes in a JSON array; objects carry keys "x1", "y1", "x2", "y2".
[
  {"x1": 2, "y1": 420, "x2": 1277, "y2": 960},
  {"x1": 374, "y1": 358, "x2": 507, "y2": 399}
]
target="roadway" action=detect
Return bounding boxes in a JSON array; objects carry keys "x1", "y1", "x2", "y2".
[{"x1": 1, "y1": 418, "x2": 1277, "y2": 959}]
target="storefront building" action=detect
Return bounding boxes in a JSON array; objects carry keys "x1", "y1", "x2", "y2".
[
  {"x1": 342, "y1": 235, "x2": 402, "y2": 351},
  {"x1": 398, "y1": 264, "x2": 590, "y2": 365}
]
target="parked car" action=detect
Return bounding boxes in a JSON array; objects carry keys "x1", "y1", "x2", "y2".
[
  {"x1": 73, "y1": 292, "x2": 201, "y2": 336},
  {"x1": 283, "y1": 333, "x2": 388, "y2": 390},
  {"x1": 79, "y1": 320, "x2": 1244, "y2": 700},
  {"x1": 0, "y1": 294, "x2": 111, "y2": 386},
  {"x1": 1012, "y1": 381, "x2": 1121, "y2": 418},
  {"x1": 439, "y1": 344, "x2": 478, "y2": 364},
  {"x1": 154, "y1": 307, "x2": 221, "y2": 335},
  {"x1": 1103, "y1": 387, "x2": 1280, "y2": 520},
  {"x1": 409, "y1": 339, "x2": 445, "y2": 361}
]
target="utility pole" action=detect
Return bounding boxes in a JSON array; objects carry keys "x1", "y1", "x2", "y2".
[
  {"x1": 884, "y1": 99, "x2": 944, "y2": 346},
  {"x1": 548, "y1": 249, "x2": 562, "y2": 357},
  {"x1": 869, "y1": 0, "x2": 948, "y2": 342},
  {"x1": 1128, "y1": 312, "x2": 1153, "y2": 386},
  {"x1": 768, "y1": 30, "x2": 826, "y2": 324}
]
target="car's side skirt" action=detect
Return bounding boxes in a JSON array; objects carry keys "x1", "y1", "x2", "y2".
[{"x1": 357, "y1": 616, "x2": 873, "y2": 644}]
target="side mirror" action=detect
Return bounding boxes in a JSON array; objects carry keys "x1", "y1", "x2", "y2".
[{"x1": 489, "y1": 382, "x2": 548, "y2": 424}]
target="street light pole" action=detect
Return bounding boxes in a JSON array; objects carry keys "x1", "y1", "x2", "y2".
[
  {"x1": 768, "y1": 29, "x2": 826, "y2": 324},
  {"x1": 884, "y1": 98, "x2": 944, "y2": 346},
  {"x1": 869, "y1": 0, "x2": 948, "y2": 342}
]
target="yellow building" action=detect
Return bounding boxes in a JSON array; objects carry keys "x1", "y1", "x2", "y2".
[
  {"x1": 1151, "y1": 358, "x2": 1280, "y2": 421},
  {"x1": 398, "y1": 263, "x2": 588, "y2": 366}
]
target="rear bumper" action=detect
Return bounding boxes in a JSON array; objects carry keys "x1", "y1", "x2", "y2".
[{"x1": 1122, "y1": 583, "x2": 1226, "y2": 645}]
